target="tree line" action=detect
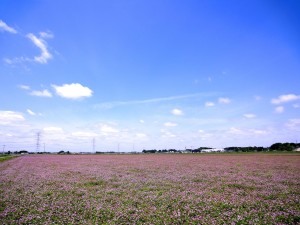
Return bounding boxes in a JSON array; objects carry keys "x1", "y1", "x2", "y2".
[
  {"x1": 2, "y1": 142, "x2": 299, "y2": 154},
  {"x1": 142, "y1": 143, "x2": 300, "y2": 153}
]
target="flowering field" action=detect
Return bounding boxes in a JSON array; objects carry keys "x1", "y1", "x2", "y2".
[{"x1": 0, "y1": 154, "x2": 299, "y2": 224}]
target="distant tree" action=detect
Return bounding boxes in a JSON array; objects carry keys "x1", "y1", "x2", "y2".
[
  {"x1": 142, "y1": 149, "x2": 157, "y2": 153},
  {"x1": 270, "y1": 143, "x2": 295, "y2": 151},
  {"x1": 58, "y1": 150, "x2": 65, "y2": 154},
  {"x1": 199, "y1": 147, "x2": 212, "y2": 150},
  {"x1": 19, "y1": 150, "x2": 28, "y2": 154},
  {"x1": 192, "y1": 149, "x2": 201, "y2": 153}
]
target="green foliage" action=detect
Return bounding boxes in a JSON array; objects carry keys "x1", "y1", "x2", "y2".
[{"x1": 0, "y1": 155, "x2": 16, "y2": 162}]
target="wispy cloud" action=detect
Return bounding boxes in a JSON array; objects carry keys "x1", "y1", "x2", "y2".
[
  {"x1": 72, "y1": 131, "x2": 98, "y2": 138},
  {"x1": 3, "y1": 30, "x2": 54, "y2": 65},
  {"x1": 43, "y1": 127, "x2": 63, "y2": 132},
  {"x1": 0, "y1": 111, "x2": 25, "y2": 125},
  {"x1": 271, "y1": 94, "x2": 300, "y2": 104},
  {"x1": 100, "y1": 124, "x2": 119, "y2": 134},
  {"x1": 0, "y1": 20, "x2": 17, "y2": 34},
  {"x1": 164, "y1": 122, "x2": 178, "y2": 127},
  {"x1": 254, "y1": 95, "x2": 262, "y2": 101},
  {"x1": 27, "y1": 32, "x2": 53, "y2": 64},
  {"x1": 275, "y1": 106, "x2": 284, "y2": 114},
  {"x1": 243, "y1": 114, "x2": 256, "y2": 119},
  {"x1": 161, "y1": 129, "x2": 176, "y2": 138},
  {"x1": 27, "y1": 109, "x2": 36, "y2": 116},
  {"x1": 227, "y1": 127, "x2": 267, "y2": 136},
  {"x1": 39, "y1": 31, "x2": 54, "y2": 39},
  {"x1": 218, "y1": 97, "x2": 231, "y2": 104},
  {"x1": 205, "y1": 101, "x2": 215, "y2": 107},
  {"x1": 285, "y1": 118, "x2": 300, "y2": 130},
  {"x1": 293, "y1": 104, "x2": 300, "y2": 108},
  {"x1": 30, "y1": 89, "x2": 52, "y2": 97},
  {"x1": 135, "y1": 133, "x2": 147, "y2": 138},
  {"x1": 94, "y1": 93, "x2": 216, "y2": 109},
  {"x1": 52, "y1": 83, "x2": 93, "y2": 100},
  {"x1": 3, "y1": 57, "x2": 31, "y2": 66},
  {"x1": 18, "y1": 85, "x2": 31, "y2": 90}
]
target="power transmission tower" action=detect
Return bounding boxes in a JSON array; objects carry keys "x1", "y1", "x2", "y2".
[
  {"x1": 92, "y1": 138, "x2": 96, "y2": 152},
  {"x1": 36, "y1": 132, "x2": 41, "y2": 153}
]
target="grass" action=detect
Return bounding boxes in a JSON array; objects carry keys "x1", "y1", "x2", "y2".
[{"x1": 0, "y1": 154, "x2": 16, "y2": 162}]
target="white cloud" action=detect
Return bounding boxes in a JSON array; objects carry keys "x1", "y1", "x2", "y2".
[
  {"x1": 27, "y1": 32, "x2": 53, "y2": 64},
  {"x1": 72, "y1": 131, "x2": 97, "y2": 138},
  {"x1": 136, "y1": 133, "x2": 147, "y2": 138},
  {"x1": 205, "y1": 102, "x2": 215, "y2": 107},
  {"x1": 139, "y1": 120, "x2": 145, "y2": 123},
  {"x1": 0, "y1": 20, "x2": 17, "y2": 34},
  {"x1": 243, "y1": 114, "x2": 256, "y2": 119},
  {"x1": 52, "y1": 83, "x2": 93, "y2": 100},
  {"x1": 218, "y1": 97, "x2": 231, "y2": 104},
  {"x1": 164, "y1": 122, "x2": 178, "y2": 127},
  {"x1": 271, "y1": 94, "x2": 300, "y2": 104},
  {"x1": 171, "y1": 108, "x2": 183, "y2": 116},
  {"x1": 30, "y1": 89, "x2": 52, "y2": 97},
  {"x1": 100, "y1": 124, "x2": 119, "y2": 134},
  {"x1": 275, "y1": 106, "x2": 284, "y2": 113},
  {"x1": 19, "y1": 85, "x2": 30, "y2": 90},
  {"x1": 3, "y1": 29, "x2": 54, "y2": 65},
  {"x1": 43, "y1": 127, "x2": 63, "y2": 132},
  {"x1": 0, "y1": 111, "x2": 25, "y2": 125},
  {"x1": 27, "y1": 109, "x2": 36, "y2": 116}
]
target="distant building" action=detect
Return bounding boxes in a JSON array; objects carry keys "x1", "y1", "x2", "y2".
[{"x1": 201, "y1": 148, "x2": 224, "y2": 153}]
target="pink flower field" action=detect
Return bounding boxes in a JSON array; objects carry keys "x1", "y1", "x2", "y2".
[{"x1": 0, "y1": 154, "x2": 299, "y2": 224}]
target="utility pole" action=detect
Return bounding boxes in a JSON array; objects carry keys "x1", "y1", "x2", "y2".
[
  {"x1": 2, "y1": 145, "x2": 5, "y2": 154},
  {"x1": 118, "y1": 143, "x2": 120, "y2": 153},
  {"x1": 43, "y1": 143, "x2": 46, "y2": 153}
]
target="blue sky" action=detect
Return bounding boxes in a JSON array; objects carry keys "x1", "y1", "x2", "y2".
[{"x1": 1, "y1": 0, "x2": 300, "y2": 152}]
